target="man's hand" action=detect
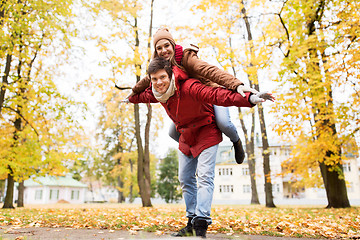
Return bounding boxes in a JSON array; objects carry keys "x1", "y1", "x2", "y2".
[
  {"x1": 237, "y1": 85, "x2": 259, "y2": 97},
  {"x1": 249, "y1": 92, "x2": 275, "y2": 104}
]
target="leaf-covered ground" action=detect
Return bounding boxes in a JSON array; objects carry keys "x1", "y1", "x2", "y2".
[{"x1": 0, "y1": 204, "x2": 359, "y2": 239}]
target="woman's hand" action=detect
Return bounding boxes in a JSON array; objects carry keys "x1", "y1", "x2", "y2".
[{"x1": 237, "y1": 85, "x2": 259, "y2": 97}]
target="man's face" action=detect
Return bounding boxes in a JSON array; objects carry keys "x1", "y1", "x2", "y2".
[{"x1": 150, "y1": 69, "x2": 171, "y2": 94}]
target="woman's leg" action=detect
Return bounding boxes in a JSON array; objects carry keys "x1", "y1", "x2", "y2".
[
  {"x1": 213, "y1": 105, "x2": 245, "y2": 164},
  {"x1": 213, "y1": 105, "x2": 239, "y2": 142},
  {"x1": 168, "y1": 121, "x2": 180, "y2": 142}
]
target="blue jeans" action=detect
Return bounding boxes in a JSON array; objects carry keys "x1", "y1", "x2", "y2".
[
  {"x1": 213, "y1": 105, "x2": 239, "y2": 142},
  {"x1": 169, "y1": 106, "x2": 239, "y2": 143},
  {"x1": 178, "y1": 144, "x2": 218, "y2": 225}
]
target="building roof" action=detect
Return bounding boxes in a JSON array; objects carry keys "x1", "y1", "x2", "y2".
[{"x1": 24, "y1": 176, "x2": 88, "y2": 188}]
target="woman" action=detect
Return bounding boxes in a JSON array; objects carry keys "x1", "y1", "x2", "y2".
[{"x1": 129, "y1": 28, "x2": 258, "y2": 164}]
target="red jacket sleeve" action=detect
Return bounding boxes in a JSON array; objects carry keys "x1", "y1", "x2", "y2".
[
  {"x1": 182, "y1": 79, "x2": 254, "y2": 108},
  {"x1": 128, "y1": 87, "x2": 159, "y2": 104}
]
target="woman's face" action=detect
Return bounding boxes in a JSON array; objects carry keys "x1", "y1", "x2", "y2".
[{"x1": 155, "y1": 39, "x2": 174, "y2": 60}]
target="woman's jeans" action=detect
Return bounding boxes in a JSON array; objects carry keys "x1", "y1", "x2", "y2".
[
  {"x1": 169, "y1": 106, "x2": 239, "y2": 143},
  {"x1": 178, "y1": 144, "x2": 218, "y2": 225}
]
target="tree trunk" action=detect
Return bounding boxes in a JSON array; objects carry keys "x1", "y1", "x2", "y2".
[
  {"x1": 0, "y1": 54, "x2": 12, "y2": 115},
  {"x1": 3, "y1": 173, "x2": 15, "y2": 209},
  {"x1": 133, "y1": 14, "x2": 152, "y2": 207},
  {"x1": 143, "y1": 103, "x2": 152, "y2": 200},
  {"x1": 134, "y1": 103, "x2": 152, "y2": 207},
  {"x1": 258, "y1": 104, "x2": 276, "y2": 208},
  {"x1": 116, "y1": 157, "x2": 125, "y2": 203},
  {"x1": 117, "y1": 176, "x2": 125, "y2": 203},
  {"x1": 319, "y1": 161, "x2": 350, "y2": 208},
  {"x1": 17, "y1": 181, "x2": 24, "y2": 207},
  {"x1": 316, "y1": 114, "x2": 350, "y2": 208},
  {"x1": 241, "y1": 1, "x2": 275, "y2": 207},
  {"x1": 238, "y1": 107, "x2": 259, "y2": 204},
  {"x1": 129, "y1": 158, "x2": 134, "y2": 203},
  {"x1": 317, "y1": 121, "x2": 350, "y2": 208}
]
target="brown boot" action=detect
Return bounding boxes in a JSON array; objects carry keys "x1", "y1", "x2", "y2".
[{"x1": 233, "y1": 139, "x2": 245, "y2": 164}]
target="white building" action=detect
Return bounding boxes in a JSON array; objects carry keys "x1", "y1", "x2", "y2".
[
  {"x1": 213, "y1": 142, "x2": 360, "y2": 205},
  {"x1": 20, "y1": 175, "x2": 88, "y2": 204}
]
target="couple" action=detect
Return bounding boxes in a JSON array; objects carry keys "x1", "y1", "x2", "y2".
[{"x1": 126, "y1": 28, "x2": 274, "y2": 238}]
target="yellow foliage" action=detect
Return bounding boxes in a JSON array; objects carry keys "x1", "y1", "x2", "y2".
[{"x1": 270, "y1": 0, "x2": 360, "y2": 186}]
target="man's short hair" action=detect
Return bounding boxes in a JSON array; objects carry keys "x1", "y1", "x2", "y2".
[{"x1": 148, "y1": 58, "x2": 173, "y2": 79}]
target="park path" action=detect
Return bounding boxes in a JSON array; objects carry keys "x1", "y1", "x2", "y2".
[{"x1": 0, "y1": 226, "x2": 321, "y2": 240}]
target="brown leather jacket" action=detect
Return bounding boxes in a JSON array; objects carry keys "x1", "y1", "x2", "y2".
[{"x1": 131, "y1": 44, "x2": 243, "y2": 94}]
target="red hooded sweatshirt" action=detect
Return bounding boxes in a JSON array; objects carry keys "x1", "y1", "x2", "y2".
[{"x1": 129, "y1": 66, "x2": 254, "y2": 157}]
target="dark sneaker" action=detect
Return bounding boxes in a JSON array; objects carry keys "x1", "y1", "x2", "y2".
[
  {"x1": 172, "y1": 218, "x2": 194, "y2": 237},
  {"x1": 233, "y1": 139, "x2": 245, "y2": 164},
  {"x1": 193, "y1": 219, "x2": 208, "y2": 238}
]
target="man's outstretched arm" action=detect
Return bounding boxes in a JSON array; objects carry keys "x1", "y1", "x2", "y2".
[{"x1": 184, "y1": 79, "x2": 274, "y2": 107}]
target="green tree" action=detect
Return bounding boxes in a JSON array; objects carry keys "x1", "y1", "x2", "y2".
[{"x1": 157, "y1": 149, "x2": 182, "y2": 203}]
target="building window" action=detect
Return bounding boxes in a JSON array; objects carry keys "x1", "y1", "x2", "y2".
[
  {"x1": 35, "y1": 190, "x2": 43, "y2": 200},
  {"x1": 220, "y1": 151, "x2": 230, "y2": 161},
  {"x1": 343, "y1": 162, "x2": 351, "y2": 172},
  {"x1": 71, "y1": 190, "x2": 80, "y2": 200},
  {"x1": 242, "y1": 167, "x2": 249, "y2": 176},
  {"x1": 272, "y1": 184, "x2": 280, "y2": 193},
  {"x1": 243, "y1": 184, "x2": 251, "y2": 193},
  {"x1": 219, "y1": 185, "x2": 234, "y2": 193},
  {"x1": 49, "y1": 189, "x2": 59, "y2": 200},
  {"x1": 285, "y1": 149, "x2": 291, "y2": 156},
  {"x1": 219, "y1": 168, "x2": 233, "y2": 176}
]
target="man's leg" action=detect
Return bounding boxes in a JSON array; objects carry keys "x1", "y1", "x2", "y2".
[
  {"x1": 173, "y1": 151, "x2": 198, "y2": 237},
  {"x1": 194, "y1": 144, "x2": 218, "y2": 225},
  {"x1": 192, "y1": 144, "x2": 218, "y2": 238},
  {"x1": 178, "y1": 150, "x2": 198, "y2": 217}
]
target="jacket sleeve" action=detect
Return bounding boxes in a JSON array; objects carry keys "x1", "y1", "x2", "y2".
[
  {"x1": 183, "y1": 79, "x2": 254, "y2": 108},
  {"x1": 131, "y1": 75, "x2": 151, "y2": 94},
  {"x1": 128, "y1": 87, "x2": 159, "y2": 104},
  {"x1": 182, "y1": 50, "x2": 243, "y2": 91}
]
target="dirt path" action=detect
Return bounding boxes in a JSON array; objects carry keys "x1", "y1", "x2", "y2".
[{"x1": 0, "y1": 226, "x2": 321, "y2": 240}]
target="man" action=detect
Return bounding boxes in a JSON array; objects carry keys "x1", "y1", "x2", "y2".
[{"x1": 128, "y1": 58, "x2": 274, "y2": 238}]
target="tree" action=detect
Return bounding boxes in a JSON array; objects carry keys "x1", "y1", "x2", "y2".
[
  {"x1": 90, "y1": 0, "x2": 161, "y2": 207},
  {"x1": 191, "y1": 0, "x2": 276, "y2": 206},
  {"x1": 270, "y1": 0, "x2": 359, "y2": 208},
  {"x1": 96, "y1": 88, "x2": 137, "y2": 203},
  {"x1": 1, "y1": 0, "x2": 85, "y2": 208},
  {"x1": 157, "y1": 148, "x2": 182, "y2": 203}
]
